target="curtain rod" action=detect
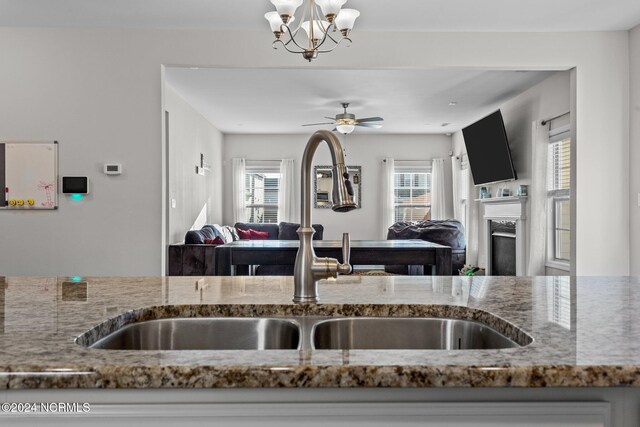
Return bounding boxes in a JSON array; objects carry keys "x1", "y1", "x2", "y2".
[
  {"x1": 383, "y1": 159, "x2": 434, "y2": 162},
  {"x1": 541, "y1": 111, "x2": 570, "y2": 126}
]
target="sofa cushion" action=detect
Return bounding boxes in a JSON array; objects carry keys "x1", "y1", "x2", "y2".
[
  {"x1": 250, "y1": 229, "x2": 269, "y2": 240},
  {"x1": 386, "y1": 220, "x2": 465, "y2": 249},
  {"x1": 234, "y1": 223, "x2": 280, "y2": 240},
  {"x1": 278, "y1": 222, "x2": 324, "y2": 241}
]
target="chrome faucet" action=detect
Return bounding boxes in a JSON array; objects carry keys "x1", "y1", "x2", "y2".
[{"x1": 294, "y1": 130, "x2": 357, "y2": 304}]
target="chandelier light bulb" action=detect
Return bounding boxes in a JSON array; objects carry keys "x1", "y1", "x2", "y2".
[
  {"x1": 335, "y1": 8, "x2": 360, "y2": 36},
  {"x1": 315, "y1": 0, "x2": 347, "y2": 22},
  {"x1": 300, "y1": 20, "x2": 330, "y2": 41},
  {"x1": 270, "y1": 0, "x2": 303, "y2": 23},
  {"x1": 265, "y1": 11, "x2": 284, "y2": 33}
]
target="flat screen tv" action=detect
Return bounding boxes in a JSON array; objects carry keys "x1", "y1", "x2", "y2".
[{"x1": 462, "y1": 110, "x2": 517, "y2": 185}]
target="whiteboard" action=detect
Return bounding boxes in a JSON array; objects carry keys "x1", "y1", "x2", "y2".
[{"x1": 1, "y1": 141, "x2": 58, "y2": 210}]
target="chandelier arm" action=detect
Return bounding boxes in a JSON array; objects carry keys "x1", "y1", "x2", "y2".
[
  {"x1": 286, "y1": 30, "x2": 312, "y2": 52},
  {"x1": 318, "y1": 17, "x2": 331, "y2": 33},
  {"x1": 323, "y1": 28, "x2": 340, "y2": 44},
  {"x1": 280, "y1": 24, "x2": 297, "y2": 48},
  {"x1": 284, "y1": 25, "x2": 305, "y2": 48},
  {"x1": 273, "y1": 39, "x2": 305, "y2": 54},
  {"x1": 312, "y1": 21, "x2": 333, "y2": 50},
  {"x1": 273, "y1": 23, "x2": 312, "y2": 53},
  {"x1": 316, "y1": 36, "x2": 352, "y2": 53}
]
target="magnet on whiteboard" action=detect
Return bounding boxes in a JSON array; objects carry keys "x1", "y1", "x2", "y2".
[
  {"x1": 27, "y1": 199, "x2": 35, "y2": 206},
  {"x1": 16, "y1": 199, "x2": 24, "y2": 206},
  {"x1": 8, "y1": 199, "x2": 16, "y2": 206}
]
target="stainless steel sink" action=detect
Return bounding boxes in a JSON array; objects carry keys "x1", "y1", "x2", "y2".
[
  {"x1": 312, "y1": 317, "x2": 520, "y2": 350},
  {"x1": 82, "y1": 312, "x2": 528, "y2": 351},
  {"x1": 90, "y1": 318, "x2": 301, "y2": 350}
]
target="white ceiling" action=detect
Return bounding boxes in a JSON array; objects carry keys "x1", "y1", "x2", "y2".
[
  {"x1": 0, "y1": 0, "x2": 639, "y2": 31},
  {"x1": 165, "y1": 67, "x2": 555, "y2": 134}
]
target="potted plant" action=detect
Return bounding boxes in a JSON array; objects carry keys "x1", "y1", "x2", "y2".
[{"x1": 459, "y1": 265, "x2": 485, "y2": 276}]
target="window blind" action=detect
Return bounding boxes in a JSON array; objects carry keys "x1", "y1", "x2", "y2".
[
  {"x1": 546, "y1": 117, "x2": 571, "y2": 263},
  {"x1": 393, "y1": 162, "x2": 432, "y2": 223},
  {"x1": 547, "y1": 127, "x2": 571, "y2": 195},
  {"x1": 244, "y1": 166, "x2": 281, "y2": 224}
]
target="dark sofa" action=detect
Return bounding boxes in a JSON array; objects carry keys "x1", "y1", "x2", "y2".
[
  {"x1": 235, "y1": 222, "x2": 324, "y2": 276},
  {"x1": 385, "y1": 220, "x2": 466, "y2": 275},
  {"x1": 168, "y1": 222, "x2": 323, "y2": 276}
]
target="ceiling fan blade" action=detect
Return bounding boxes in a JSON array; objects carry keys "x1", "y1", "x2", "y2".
[
  {"x1": 324, "y1": 116, "x2": 337, "y2": 121},
  {"x1": 356, "y1": 117, "x2": 384, "y2": 123},
  {"x1": 302, "y1": 122, "x2": 336, "y2": 127},
  {"x1": 356, "y1": 122, "x2": 383, "y2": 128}
]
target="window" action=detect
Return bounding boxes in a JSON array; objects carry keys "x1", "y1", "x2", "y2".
[
  {"x1": 459, "y1": 154, "x2": 469, "y2": 231},
  {"x1": 547, "y1": 123, "x2": 571, "y2": 263},
  {"x1": 244, "y1": 164, "x2": 280, "y2": 224},
  {"x1": 393, "y1": 165, "x2": 431, "y2": 222}
]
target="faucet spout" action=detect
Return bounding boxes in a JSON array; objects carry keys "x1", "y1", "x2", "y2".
[{"x1": 294, "y1": 130, "x2": 356, "y2": 304}]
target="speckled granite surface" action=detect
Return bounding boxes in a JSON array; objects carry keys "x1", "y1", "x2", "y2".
[{"x1": 0, "y1": 275, "x2": 638, "y2": 389}]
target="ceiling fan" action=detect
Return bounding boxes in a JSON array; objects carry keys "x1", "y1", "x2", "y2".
[{"x1": 302, "y1": 102, "x2": 384, "y2": 134}]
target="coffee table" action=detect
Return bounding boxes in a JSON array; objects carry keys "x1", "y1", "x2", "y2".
[{"x1": 214, "y1": 239, "x2": 452, "y2": 276}]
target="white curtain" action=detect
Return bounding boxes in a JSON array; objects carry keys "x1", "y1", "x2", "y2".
[
  {"x1": 465, "y1": 162, "x2": 479, "y2": 267},
  {"x1": 527, "y1": 120, "x2": 549, "y2": 275},
  {"x1": 431, "y1": 158, "x2": 446, "y2": 220},
  {"x1": 278, "y1": 159, "x2": 295, "y2": 223},
  {"x1": 451, "y1": 156, "x2": 462, "y2": 222},
  {"x1": 231, "y1": 158, "x2": 246, "y2": 224},
  {"x1": 381, "y1": 158, "x2": 395, "y2": 239}
]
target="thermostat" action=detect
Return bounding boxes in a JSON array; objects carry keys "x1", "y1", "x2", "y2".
[
  {"x1": 62, "y1": 176, "x2": 89, "y2": 194},
  {"x1": 104, "y1": 163, "x2": 122, "y2": 175}
]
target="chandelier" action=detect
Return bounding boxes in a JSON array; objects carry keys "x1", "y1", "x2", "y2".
[{"x1": 265, "y1": 0, "x2": 360, "y2": 62}]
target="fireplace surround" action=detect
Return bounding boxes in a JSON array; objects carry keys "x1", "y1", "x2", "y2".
[{"x1": 481, "y1": 196, "x2": 527, "y2": 276}]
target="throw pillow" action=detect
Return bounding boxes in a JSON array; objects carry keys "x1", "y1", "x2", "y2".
[
  {"x1": 250, "y1": 229, "x2": 269, "y2": 240},
  {"x1": 224, "y1": 225, "x2": 240, "y2": 241},
  {"x1": 204, "y1": 237, "x2": 225, "y2": 245},
  {"x1": 236, "y1": 228, "x2": 252, "y2": 240},
  {"x1": 220, "y1": 226, "x2": 234, "y2": 243}
]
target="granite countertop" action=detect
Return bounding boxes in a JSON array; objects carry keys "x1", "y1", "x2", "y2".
[{"x1": 0, "y1": 275, "x2": 638, "y2": 389}]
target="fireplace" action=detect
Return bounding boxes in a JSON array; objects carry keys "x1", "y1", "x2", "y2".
[
  {"x1": 482, "y1": 197, "x2": 527, "y2": 276},
  {"x1": 491, "y1": 221, "x2": 516, "y2": 276}
]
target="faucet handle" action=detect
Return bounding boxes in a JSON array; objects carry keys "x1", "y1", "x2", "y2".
[{"x1": 338, "y1": 232, "x2": 352, "y2": 274}]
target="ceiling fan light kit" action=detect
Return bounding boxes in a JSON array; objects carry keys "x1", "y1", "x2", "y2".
[
  {"x1": 336, "y1": 124, "x2": 356, "y2": 134},
  {"x1": 303, "y1": 102, "x2": 384, "y2": 134},
  {"x1": 265, "y1": 0, "x2": 360, "y2": 62}
]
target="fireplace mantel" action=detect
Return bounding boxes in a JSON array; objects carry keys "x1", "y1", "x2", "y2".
[{"x1": 482, "y1": 196, "x2": 527, "y2": 275}]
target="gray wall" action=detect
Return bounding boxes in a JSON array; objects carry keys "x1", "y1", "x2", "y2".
[
  {"x1": 223, "y1": 133, "x2": 454, "y2": 240},
  {"x1": 630, "y1": 24, "x2": 640, "y2": 276},
  {"x1": 0, "y1": 28, "x2": 630, "y2": 275},
  {"x1": 452, "y1": 71, "x2": 571, "y2": 271},
  {"x1": 165, "y1": 85, "x2": 223, "y2": 244}
]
